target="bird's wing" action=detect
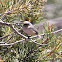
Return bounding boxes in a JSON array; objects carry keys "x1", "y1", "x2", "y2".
[{"x1": 28, "y1": 26, "x2": 38, "y2": 35}]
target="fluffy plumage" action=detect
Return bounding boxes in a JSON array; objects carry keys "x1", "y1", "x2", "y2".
[{"x1": 22, "y1": 21, "x2": 38, "y2": 36}]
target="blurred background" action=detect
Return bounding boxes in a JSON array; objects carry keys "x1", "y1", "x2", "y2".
[
  {"x1": 36, "y1": 0, "x2": 62, "y2": 32},
  {"x1": 46, "y1": 0, "x2": 62, "y2": 19}
]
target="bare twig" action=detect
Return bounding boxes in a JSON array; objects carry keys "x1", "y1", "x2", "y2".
[
  {"x1": 22, "y1": 40, "x2": 55, "y2": 61},
  {"x1": 30, "y1": 29, "x2": 62, "y2": 39},
  {"x1": 10, "y1": 25, "x2": 28, "y2": 39},
  {"x1": 0, "y1": 20, "x2": 27, "y2": 39},
  {"x1": 0, "y1": 32, "x2": 14, "y2": 39},
  {"x1": 29, "y1": 40, "x2": 55, "y2": 47},
  {"x1": 0, "y1": 18, "x2": 62, "y2": 44},
  {"x1": 0, "y1": 28, "x2": 22, "y2": 40},
  {"x1": 22, "y1": 38, "x2": 49, "y2": 60},
  {"x1": 0, "y1": 39, "x2": 25, "y2": 46},
  {"x1": 0, "y1": 20, "x2": 23, "y2": 25},
  {"x1": 29, "y1": 40, "x2": 49, "y2": 46},
  {"x1": 5, "y1": 36, "x2": 13, "y2": 43}
]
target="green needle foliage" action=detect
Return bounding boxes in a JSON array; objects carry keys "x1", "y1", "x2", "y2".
[{"x1": 0, "y1": 0, "x2": 62, "y2": 62}]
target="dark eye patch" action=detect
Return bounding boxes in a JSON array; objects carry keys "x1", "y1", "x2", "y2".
[
  {"x1": 24, "y1": 23, "x2": 29, "y2": 26},
  {"x1": 23, "y1": 24, "x2": 29, "y2": 26},
  {"x1": 24, "y1": 24, "x2": 29, "y2": 25}
]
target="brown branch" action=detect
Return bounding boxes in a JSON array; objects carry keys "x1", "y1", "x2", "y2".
[{"x1": 42, "y1": 42, "x2": 62, "y2": 58}]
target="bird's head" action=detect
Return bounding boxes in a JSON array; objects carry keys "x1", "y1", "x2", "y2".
[{"x1": 23, "y1": 21, "x2": 31, "y2": 27}]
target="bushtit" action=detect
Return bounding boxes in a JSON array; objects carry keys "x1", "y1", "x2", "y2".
[{"x1": 21, "y1": 21, "x2": 38, "y2": 38}]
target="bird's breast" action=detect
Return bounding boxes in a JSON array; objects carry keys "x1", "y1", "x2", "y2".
[{"x1": 22, "y1": 28, "x2": 36, "y2": 35}]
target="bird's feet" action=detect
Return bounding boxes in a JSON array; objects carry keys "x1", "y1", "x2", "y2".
[{"x1": 28, "y1": 36, "x2": 31, "y2": 39}]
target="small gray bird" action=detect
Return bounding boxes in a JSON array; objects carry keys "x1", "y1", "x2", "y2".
[{"x1": 21, "y1": 21, "x2": 38, "y2": 38}]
